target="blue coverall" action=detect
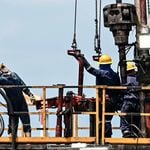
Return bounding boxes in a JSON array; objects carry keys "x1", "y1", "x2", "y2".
[
  {"x1": 120, "y1": 74, "x2": 140, "y2": 137},
  {"x1": 83, "y1": 58, "x2": 121, "y2": 137},
  {"x1": 0, "y1": 71, "x2": 32, "y2": 135}
]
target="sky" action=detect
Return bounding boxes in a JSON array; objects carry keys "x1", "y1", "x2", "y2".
[{"x1": 0, "y1": 0, "x2": 135, "y2": 137}]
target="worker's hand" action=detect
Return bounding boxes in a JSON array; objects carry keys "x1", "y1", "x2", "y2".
[
  {"x1": 74, "y1": 95, "x2": 83, "y2": 105},
  {"x1": 56, "y1": 111, "x2": 63, "y2": 117},
  {"x1": 40, "y1": 100, "x2": 48, "y2": 108},
  {"x1": 30, "y1": 94, "x2": 36, "y2": 105}
]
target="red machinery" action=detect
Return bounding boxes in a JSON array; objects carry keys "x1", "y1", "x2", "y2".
[{"x1": 35, "y1": 90, "x2": 96, "y2": 137}]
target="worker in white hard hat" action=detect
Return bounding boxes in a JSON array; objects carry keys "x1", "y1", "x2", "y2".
[
  {"x1": 120, "y1": 61, "x2": 140, "y2": 138},
  {"x1": 76, "y1": 54, "x2": 121, "y2": 138},
  {"x1": 0, "y1": 63, "x2": 34, "y2": 137}
]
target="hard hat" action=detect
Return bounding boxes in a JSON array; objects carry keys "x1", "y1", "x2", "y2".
[
  {"x1": 98, "y1": 54, "x2": 112, "y2": 64},
  {"x1": 127, "y1": 62, "x2": 137, "y2": 71}
]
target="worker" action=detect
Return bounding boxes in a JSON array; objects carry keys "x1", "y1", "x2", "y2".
[
  {"x1": 120, "y1": 62, "x2": 140, "y2": 138},
  {"x1": 0, "y1": 63, "x2": 34, "y2": 137},
  {"x1": 76, "y1": 54, "x2": 121, "y2": 138}
]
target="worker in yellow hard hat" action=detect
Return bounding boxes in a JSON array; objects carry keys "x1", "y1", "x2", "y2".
[
  {"x1": 120, "y1": 61, "x2": 140, "y2": 138},
  {"x1": 0, "y1": 63, "x2": 35, "y2": 137},
  {"x1": 76, "y1": 54, "x2": 121, "y2": 138},
  {"x1": 126, "y1": 62, "x2": 137, "y2": 72}
]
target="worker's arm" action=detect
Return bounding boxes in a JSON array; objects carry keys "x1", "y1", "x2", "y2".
[
  {"x1": 75, "y1": 54, "x2": 104, "y2": 76},
  {"x1": 11, "y1": 72, "x2": 34, "y2": 97},
  {"x1": 82, "y1": 56, "x2": 104, "y2": 77},
  {"x1": 0, "y1": 76, "x2": 11, "y2": 85}
]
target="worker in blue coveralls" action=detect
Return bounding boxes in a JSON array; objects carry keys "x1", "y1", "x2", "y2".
[
  {"x1": 0, "y1": 63, "x2": 35, "y2": 137},
  {"x1": 120, "y1": 62, "x2": 140, "y2": 138},
  {"x1": 76, "y1": 54, "x2": 121, "y2": 138}
]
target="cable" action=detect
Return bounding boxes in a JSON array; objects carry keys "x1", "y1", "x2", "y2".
[
  {"x1": 98, "y1": 0, "x2": 102, "y2": 54},
  {"x1": 117, "y1": 42, "x2": 136, "y2": 75},
  {"x1": 71, "y1": 0, "x2": 78, "y2": 49},
  {"x1": 118, "y1": 109, "x2": 144, "y2": 138}
]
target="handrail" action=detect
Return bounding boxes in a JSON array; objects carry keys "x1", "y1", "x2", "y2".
[{"x1": 0, "y1": 85, "x2": 150, "y2": 146}]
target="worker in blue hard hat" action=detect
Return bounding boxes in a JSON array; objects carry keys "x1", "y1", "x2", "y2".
[
  {"x1": 120, "y1": 62, "x2": 140, "y2": 138},
  {"x1": 0, "y1": 63, "x2": 35, "y2": 137},
  {"x1": 76, "y1": 54, "x2": 121, "y2": 138}
]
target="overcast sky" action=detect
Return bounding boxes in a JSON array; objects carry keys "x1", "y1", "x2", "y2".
[
  {"x1": 0, "y1": 0, "x2": 135, "y2": 137},
  {"x1": 0, "y1": 0, "x2": 135, "y2": 86}
]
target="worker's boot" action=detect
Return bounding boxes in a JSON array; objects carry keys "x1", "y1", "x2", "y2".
[
  {"x1": 8, "y1": 133, "x2": 12, "y2": 137},
  {"x1": 25, "y1": 132, "x2": 31, "y2": 137},
  {"x1": 24, "y1": 132, "x2": 31, "y2": 146}
]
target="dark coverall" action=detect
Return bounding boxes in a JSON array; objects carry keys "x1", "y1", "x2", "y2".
[
  {"x1": 0, "y1": 71, "x2": 32, "y2": 135},
  {"x1": 120, "y1": 74, "x2": 140, "y2": 137},
  {"x1": 83, "y1": 57, "x2": 121, "y2": 137}
]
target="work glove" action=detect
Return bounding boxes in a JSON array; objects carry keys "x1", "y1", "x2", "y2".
[
  {"x1": 56, "y1": 111, "x2": 63, "y2": 117},
  {"x1": 83, "y1": 57, "x2": 91, "y2": 70},
  {"x1": 30, "y1": 94, "x2": 36, "y2": 105},
  {"x1": 76, "y1": 53, "x2": 84, "y2": 58}
]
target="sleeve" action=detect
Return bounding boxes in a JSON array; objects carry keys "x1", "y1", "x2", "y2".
[
  {"x1": 0, "y1": 76, "x2": 10, "y2": 85},
  {"x1": 12, "y1": 72, "x2": 33, "y2": 96},
  {"x1": 83, "y1": 57, "x2": 103, "y2": 77}
]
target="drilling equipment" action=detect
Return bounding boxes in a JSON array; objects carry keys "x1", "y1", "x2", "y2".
[
  {"x1": 103, "y1": 0, "x2": 150, "y2": 137},
  {"x1": 103, "y1": 0, "x2": 137, "y2": 84}
]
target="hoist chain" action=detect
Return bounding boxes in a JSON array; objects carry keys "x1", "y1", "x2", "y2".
[{"x1": 94, "y1": 0, "x2": 102, "y2": 55}]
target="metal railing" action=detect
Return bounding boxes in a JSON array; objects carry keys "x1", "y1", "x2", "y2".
[
  {"x1": 0, "y1": 85, "x2": 99, "y2": 144},
  {"x1": 0, "y1": 85, "x2": 150, "y2": 145}
]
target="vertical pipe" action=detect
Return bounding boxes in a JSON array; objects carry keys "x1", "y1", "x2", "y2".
[
  {"x1": 42, "y1": 87, "x2": 47, "y2": 137},
  {"x1": 118, "y1": 45, "x2": 127, "y2": 84},
  {"x1": 75, "y1": 113, "x2": 78, "y2": 137},
  {"x1": 101, "y1": 87, "x2": 106, "y2": 145},
  {"x1": 140, "y1": 87, "x2": 146, "y2": 137},
  {"x1": 89, "y1": 101, "x2": 96, "y2": 137},
  {"x1": 56, "y1": 87, "x2": 63, "y2": 137},
  {"x1": 140, "y1": 0, "x2": 147, "y2": 24},
  {"x1": 135, "y1": 0, "x2": 148, "y2": 137},
  {"x1": 76, "y1": 57, "x2": 84, "y2": 137},
  {"x1": 78, "y1": 57, "x2": 84, "y2": 96},
  {"x1": 56, "y1": 87, "x2": 64, "y2": 137},
  {"x1": 95, "y1": 87, "x2": 100, "y2": 145}
]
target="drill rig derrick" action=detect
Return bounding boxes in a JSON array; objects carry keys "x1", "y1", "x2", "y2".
[
  {"x1": 103, "y1": 0, "x2": 150, "y2": 138},
  {"x1": 135, "y1": 0, "x2": 150, "y2": 137},
  {"x1": 103, "y1": 0, "x2": 137, "y2": 84}
]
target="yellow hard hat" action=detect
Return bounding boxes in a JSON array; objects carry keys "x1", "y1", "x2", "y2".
[
  {"x1": 98, "y1": 54, "x2": 112, "y2": 64},
  {"x1": 127, "y1": 62, "x2": 137, "y2": 71}
]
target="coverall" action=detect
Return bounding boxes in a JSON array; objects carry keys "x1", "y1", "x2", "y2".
[
  {"x1": 83, "y1": 57, "x2": 120, "y2": 137},
  {"x1": 120, "y1": 74, "x2": 140, "y2": 137},
  {"x1": 0, "y1": 71, "x2": 32, "y2": 135}
]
